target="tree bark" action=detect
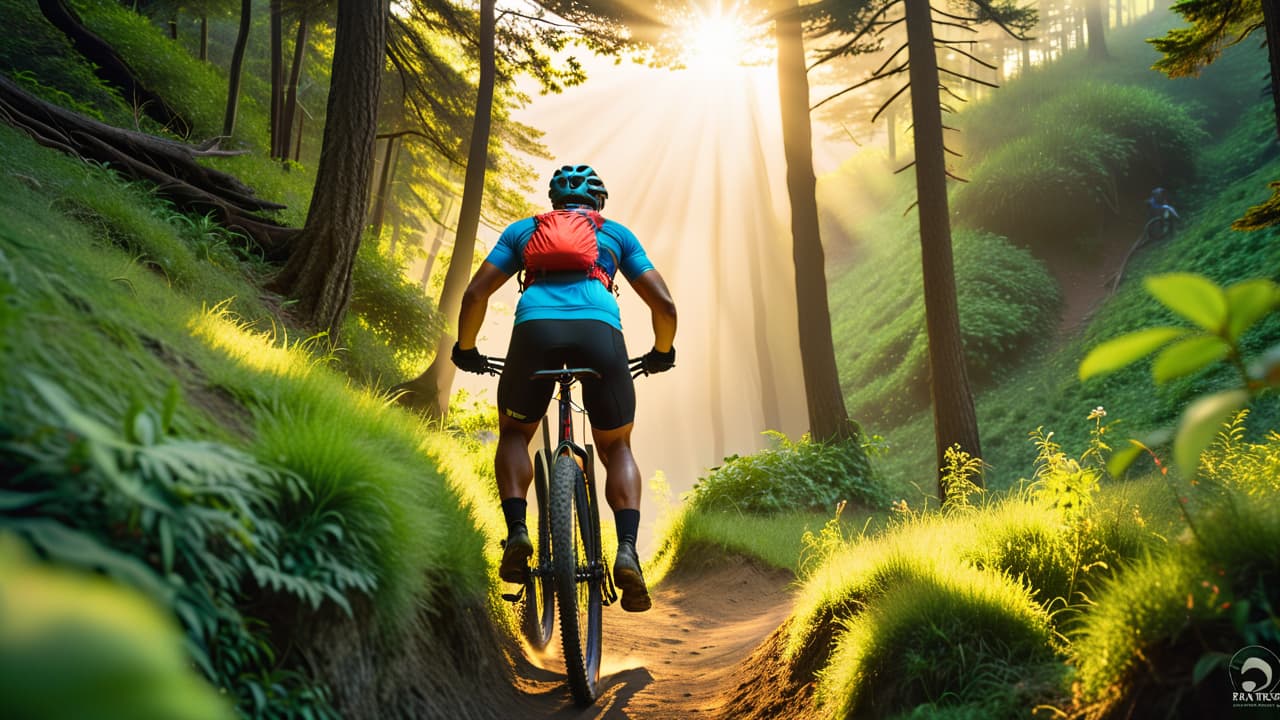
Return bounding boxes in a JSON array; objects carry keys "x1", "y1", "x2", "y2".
[
  {"x1": 1085, "y1": 0, "x2": 1109, "y2": 61},
  {"x1": 267, "y1": 0, "x2": 387, "y2": 338},
  {"x1": 223, "y1": 0, "x2": 252, "y2": 138},
  {"x1": 903, "y1": 0, "x2": 983, "y2": 496},
  {"x1": 0, "y1": 75, "x2": 295, "y2": 258},
  {"x1": 744, "y1": 92, "x2": 784, "y2": 433},
  {"x1": 199, "y1": 14, "x2": 208, "y2": 61},
  {"x1": 37, "y1": 0, "x2": 191, "y2": 136},
  {"x1": 1263, "y1": 0, "x2": 1280, "y2": 140},
  {"x1": 370, "y1": 135, "x2": 397, "y2": 239},
  {"x1": 774, "y1": 0, "x2": 857, "y2": 443},
  {"x1": 394, "y1": 0, "x2": 496, "y2": 418},
  {"x1": 270, "y1": 0, "x2": 284, "y2": 157},
  {"x1": 280, "y1": 10, "x2": 308, "y2": 160}
]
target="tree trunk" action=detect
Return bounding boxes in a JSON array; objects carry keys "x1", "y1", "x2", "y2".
[
  {"x1": 370, "y1": 135, "x2": 397, "y2": 239},
  {"x1": 887, "y1": 105, "x2": 898, "y2": 162},
  {"x1": 709, "y1": 143, "x2": 727, "y2": 461},
  {"x1": 223, "y1": 0, "x2": 252, "y2": 138},
  {"x1": 280, "y1": 10, "x2": 308, "y2": 161},
  {"x1": 774, "y1": 0, "x2": 857, "y2": 443},
  {"x1": 37, "y1": 0, "x2": 190, "y2": 136},
  {"x1": 270, "y1": 0, "x2": 284, "y2": 158},
  {"x1": 267, "y1": 0, "x2": 387, "y2": 338},
  {"x1": 903, "y1": 0, "x2": 983, "y2": 496},
  {"x1": 168, "y1": 15, "x2": 177, "y2": 40},
  {"x1": 389, "y1": 209, "x2": 402, "y2": 256},
  {"x1": 421, "y1": 231, "x2": 444, "y2": 289},
  {"x1": 744, "y1": 91, "x2": 784, "y2": 432},
  {"x1": 394, "y1": 0, "x2": 496, "y2": 418},
  {"x1": 1263, "y1": 0, "x2": 1280, "y2": 140},
  {"x1": 199, "y1": 14, "x2": 208, "y2": 61},
  {"x1": 295, "y1": 112, "x2": 304, "y2": 160},
  {"x1": 1086, "y1": 0, "x2": 1109, "y2": 61}
]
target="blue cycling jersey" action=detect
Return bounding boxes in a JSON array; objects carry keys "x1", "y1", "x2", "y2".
[{"x1": 485, "y1": 209, "x2": 655, "y2": 330}]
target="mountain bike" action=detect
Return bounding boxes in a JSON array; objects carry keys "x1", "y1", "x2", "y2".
[{"x1": 481, "y1": 356, "x2": 653, "y2": 706}]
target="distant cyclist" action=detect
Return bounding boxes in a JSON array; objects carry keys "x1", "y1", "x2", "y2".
[
  {"x1": 1145, "y1": 187, "x2": 1180, "y2": 242},
  {"x1": 451, "y1": 164, "x2": 678, "y2": 613}
]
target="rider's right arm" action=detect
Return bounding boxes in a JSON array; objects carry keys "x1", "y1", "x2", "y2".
[
  {"x1": 458, "y1": 261, "x2": 511, "y2": 351},
  {"x1": 630, "y1": 270, "x2": 677, "y2": 353}
]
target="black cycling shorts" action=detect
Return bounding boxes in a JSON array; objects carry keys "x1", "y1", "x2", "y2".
[{"x1": 498, "y1": 319, "x2": 634, "y2": 430}]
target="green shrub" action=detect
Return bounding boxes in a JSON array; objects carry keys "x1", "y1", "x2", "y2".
[
  {"x1": 687, "y1": 430, "x2": 881, "y2": 515},
  {"x1": 348, "y1": 240, "x2": 445, "y2": 374},
  {"x1": 1069, "y1": 489, "x2": 1280, "y2": 718},
  {"x1": 0, "y1": 376, "x2": 344, "y2": 719},
  {"x1": 834, "y1": 229, "x2": 1060, "y2": 426},
  {"x1": 817, "y1": 561, "x2": 1059, "y2": 719},
  {"x1": 954, "y1": 82, "x2": 1206, "y2": 251}
]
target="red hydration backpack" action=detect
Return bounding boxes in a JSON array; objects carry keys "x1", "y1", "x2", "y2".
[{"x1": 520, "y1": 209, "x2": 617, "y2": 292}]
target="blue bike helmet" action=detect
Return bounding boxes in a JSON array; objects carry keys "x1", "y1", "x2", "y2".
[{"x1": 548, "y1": 164, "x2": 608, "y2": 210}]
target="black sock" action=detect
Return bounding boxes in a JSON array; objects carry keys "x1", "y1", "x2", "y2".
[
  {"x1": 614, "y1": 509, "x2": 640, "y2": 548},
  {"x1": 501, "y1": 498, "x2": 528, "y2": 535}
]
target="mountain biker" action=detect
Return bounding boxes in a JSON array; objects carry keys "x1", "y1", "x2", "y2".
[
  {"x1": 1146, "y1": 187, "x2": 1179, "y2": 220},
  {"x1": 1145, "y1": 187, "x2": 1181, "y2": 242},
  {"x1": 450, "y1": 164, "x2": 678, "y2": 613}
]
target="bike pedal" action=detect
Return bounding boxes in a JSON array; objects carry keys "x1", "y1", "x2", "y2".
[{"x1": 501, "y1": 587, "x2": 525, "y2": 603}]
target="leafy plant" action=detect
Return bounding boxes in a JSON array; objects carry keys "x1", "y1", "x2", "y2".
[
  {"x1": 0, "y1": 375, "x2": 351, "y2": 719},
  {"x1": 1080, "y1": 272, "x2": 1280, "y2": 475},
  {"x1": 688, "y1": 430, "x2": 881, "y2": 514},
  {"x1": 348, "y1": 240, "x2": 445, "y2": 373},
  {"x1": 940, "y1": 443, "x2": 985, "y2": 513}
]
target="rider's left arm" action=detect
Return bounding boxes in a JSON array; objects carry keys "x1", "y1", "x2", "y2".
[{"x1": 457, "y1": 261, "x2": 511, "y2": 350}]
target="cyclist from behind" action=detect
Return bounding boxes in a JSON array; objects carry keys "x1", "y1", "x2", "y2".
[{"x1": 450, "y1": 164, "x2": 678, "y2": 613}]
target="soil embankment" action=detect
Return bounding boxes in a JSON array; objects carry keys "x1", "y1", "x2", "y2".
[{"x1": 500, "y1": 558, "x2": 796, "y2": 719}]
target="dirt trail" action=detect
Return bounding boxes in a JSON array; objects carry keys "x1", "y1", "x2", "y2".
[{"x1": 503, "y1": 558, "x2": 796, "y2": 719}]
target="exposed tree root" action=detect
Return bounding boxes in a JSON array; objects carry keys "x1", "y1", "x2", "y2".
[{"x1": 0, "y1": 74, "x2": 297, "y2": 260}]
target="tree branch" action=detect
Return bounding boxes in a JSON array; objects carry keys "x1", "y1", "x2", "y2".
[
  {"x1": 808, "y1": 3, "x2": 902, "y2": 70},
  {"x1": 811, "y1": 62, "x2": 909, "y2": 111},
  {"x1": 872, "y1": 82, "x2": 911, "y2": 123},
  {"x1": 939, "y1": 66, "x2": 1000, "y2": 88},
  {"x1": 946, "y1": 43, "x2": 999, "y2": 70}
]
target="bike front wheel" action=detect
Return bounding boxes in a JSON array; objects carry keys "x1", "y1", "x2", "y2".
[{"x1": 550, "y1": 452, "x2": 603, "y2": 706}]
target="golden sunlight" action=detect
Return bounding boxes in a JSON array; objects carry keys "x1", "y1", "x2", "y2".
[{"x1": 680, "y1": 7, "x2": 756, "y2": 70}]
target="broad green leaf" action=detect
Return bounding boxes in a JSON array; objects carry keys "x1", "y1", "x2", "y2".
[
  {"x1": 1106, "y1": 440, "x2": 1147, "y2": 478},
  {"x1": 1193, "y1": 651, "x2": 1229, "y2": 685},
  {"x1": 0, "y1": 490, "x2": 54, "y2": 510},
  {"x1": 133, "y1": 410, "x2": 157, "y2": 446},
  {"x1": 1145, "y1": 273, "x2": 1228, "y2": 332},
  {"x1": 1175, "y1": 389, "x2": 1249, "y2": 476},
  {"x1": 1224, "y1": 279, "x2": 1280, "y2": 341},
  {"x1": 1079, "y1": 327, "x2": 1187, "y2": 380},
  {"x1": 1152, "y1": 335, "x2": 1230, "y2": 383},
  {"x1": 159, "y1": 516, "x2": 174, "y2": 575}
]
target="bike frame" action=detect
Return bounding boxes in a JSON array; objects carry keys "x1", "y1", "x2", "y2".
[{"x1": 534, "y1": 367, "x2": 610, "y2": 597}]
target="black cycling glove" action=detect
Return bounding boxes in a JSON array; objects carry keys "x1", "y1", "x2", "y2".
[
  {"x1": 451, "y1": 342, "x2": 493, "y2": 375},
  {"x1": 637, "y1": 346, "x2": 676, "y2": 375}
]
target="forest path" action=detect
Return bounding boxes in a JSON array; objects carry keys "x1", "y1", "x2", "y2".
[
  {"x1": 1049, "y1": 214, "x2": 1152, "y2": 344},
  {"x1": 501, "y1": 558, "x2": 795, "y2": 719}
]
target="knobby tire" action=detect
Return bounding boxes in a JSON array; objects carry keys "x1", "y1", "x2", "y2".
[{"x1": 550, "y1": 452, "x2": 602, "y2": 705}]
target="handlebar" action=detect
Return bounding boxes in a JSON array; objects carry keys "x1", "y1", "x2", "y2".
[{"x1": 458, "y1": 355, "x2": 665, "y2": 379}]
